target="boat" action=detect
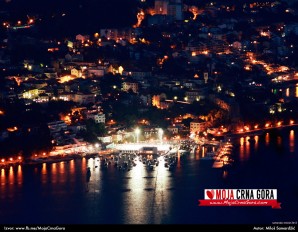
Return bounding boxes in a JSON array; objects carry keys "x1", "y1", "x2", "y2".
[
  {"x1": 212, "y1": 154, "x2": 234, "y2": 169},
  {"x1": 212, "y1": 158, "x2": 224, "y2": 168}
]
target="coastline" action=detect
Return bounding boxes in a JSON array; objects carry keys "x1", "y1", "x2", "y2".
[
  {"x1": 0, "y1": 152, "x2": 102, "y2": 169},
  {"x1": 1, "y1": 124, "x2": 297, "y2": 169}
]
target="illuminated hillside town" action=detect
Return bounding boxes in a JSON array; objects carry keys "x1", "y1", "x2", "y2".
[{"x1": 0, "y1": 0, "x2": 297, "y2": 225}]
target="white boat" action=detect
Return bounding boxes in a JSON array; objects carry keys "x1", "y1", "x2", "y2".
[
  {"x1": 212, "y1": 155, "x2": 234, "y2": 168},
  {"x1": 212, "y1": 159, "x2": 224, "y2": 168}
]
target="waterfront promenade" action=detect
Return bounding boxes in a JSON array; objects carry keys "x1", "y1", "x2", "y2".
[{"x1": 1, "y1": 122, "x2": 297, "y2": 168}]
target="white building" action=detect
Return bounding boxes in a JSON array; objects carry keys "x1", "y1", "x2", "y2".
[
  {"x1": 167, "y1": 126, "x2": 179, "y2": 134},
  {"x1": 71, "y1": 68, "x2": 82, "y2": 77},
  {"x1": 97, "y1": 136, "x2": 112, "y2": 143},
  {"x1": 86, "y1": 113, "x2": 106, "y2": 124},
  {"x1": 122, "y1": 82, "x2": 139, "y2": 93},
  {"x1": 190, "y1": 120, "x2": 207, "y2": 134}
]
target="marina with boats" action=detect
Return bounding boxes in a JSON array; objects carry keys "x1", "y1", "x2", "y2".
[
  {"x1": 1, "y1": 123, "x2": 297, "y2": 225},
  {"x1": 211, "y1": 142, "x2": 234, "y2": 169},
  {"x1": 0, "y1": 136, "x2": 237, "y2": 172},
  {"x1": 5, "y1": 121, "x2": 294, "y2": 173},
  {"x1": 2, "y1": 120, "x2": 297, "y2": 171}
]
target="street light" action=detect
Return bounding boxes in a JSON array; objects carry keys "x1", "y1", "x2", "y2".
[
  {"x1": 158, "y1": 128, "x2": 163, "y2": 144},
  {"x1": 135, "y1": 128, "x2": 140, "y2": 143}
]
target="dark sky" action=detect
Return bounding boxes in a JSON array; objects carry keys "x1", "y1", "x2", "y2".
[{"x1": 1, "y1": 0, "x2": 139, "y2": 37}]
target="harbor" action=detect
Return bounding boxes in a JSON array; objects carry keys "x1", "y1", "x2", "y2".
[
  {"x1": 0, "y1": 136, "x2": 237, "y2": 173},
  {"x1": 0, "y1": 127, "x2": 297, "y2": 224}
]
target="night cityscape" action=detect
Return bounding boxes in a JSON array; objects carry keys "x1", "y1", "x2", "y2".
[{"x1": 0, "y1": 0, "x2": 298, "y2": 229}]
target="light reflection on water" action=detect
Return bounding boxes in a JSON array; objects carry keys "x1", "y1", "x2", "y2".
[
  {"x1": 70, "y1": 159, "x2": 75, "y2": 174},
  {"x1": 195, "y1": 146, "x2": 200, "y2": 160},
  {"x1": 51, "y1": 163, "x2": 57, "y2": 183},
  {"x1": 236, "y1": 129, "x2": 297, "y2": 162},
  {"x1": 254, "y1": 135, "x2": 259, "y2": 150},
  {"x1": 201, "y1": 146, "x2": 205, "y2": 159},
  {"x1": 239, "y1": 137, "x2": 245, "y2": 161},
  {"x1": 277, "y1": 136, "x2": 282, "y2": 146},
  {"x1": 222, "y1": 170, "x2": 228, "y2": 179},
  {"x1": 17, "y1": 165, "x2": 22, "y2": 185},
  {"x1": 8, "y1": 166, "x2": 14, "y2": 187},
  {"x1": 286, "y1": 88, "x2": 289, "y2": 97},
  {"x1": 290, "y1": 130, "x2": 295, "y2": 152},
  {"x1": 0, "y1": 128, "x2": 297, "y2": 224},
  {"x1": 265, "y1": 132, "x2": 270, "y2": 146},
  {"x1": 177, "y1": 152, "x2": 181, "y2": 168},
  {"x1": 58, "y1": 162, "x2": 65, "y2": 183},
  {"x1": 281, "y1": 86, "x2": 298, "y2": 98},
  {"x1": 8, "y1": 166, "x2": 16, "y2": 197},
  {"x1": 0, "y1": 168, "x2": 5, "y2": 193},
  {"x1": 41, "y1": 163, "x2": 47, "y2": 184},
  {"x1": 123, "y1": 160, "x2": 147, "y2": 224},
  {"x1": 245, "y1": 136, "x2": 250, "y2": 161},
  {"x1": 86, "y1": 157, "x2": 101, "y2": 193}
]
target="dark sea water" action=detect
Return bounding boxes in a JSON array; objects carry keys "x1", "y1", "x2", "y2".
[{"x1": 0, "y1": 128, "x2": 297, "y2": 225}]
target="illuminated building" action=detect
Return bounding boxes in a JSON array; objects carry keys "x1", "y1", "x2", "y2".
[
  {"x1": 86, "y1": 113, "x2": 106, "y2": 124},
  {"x1": 122, "y1": 81, "x2": 139, "y2": 93},
  {"x1": 190, "y1": 120, "x2": 207, "y2": 134},
  {"x1": 154, "y1": 0, "x2": 183, "y2": 20}
]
